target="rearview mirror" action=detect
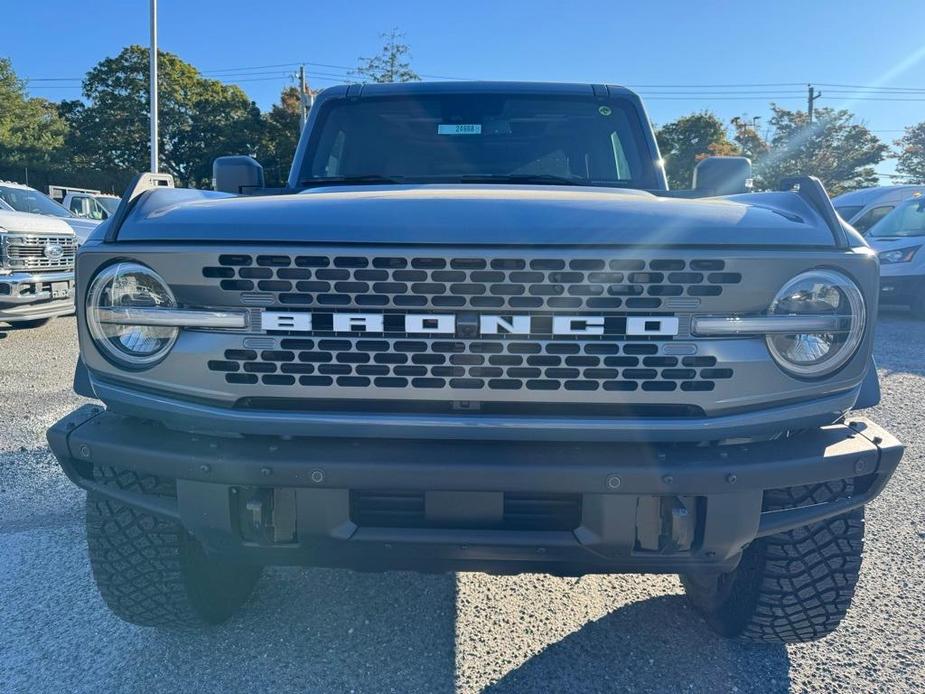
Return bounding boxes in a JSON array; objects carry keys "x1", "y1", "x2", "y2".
[
  {"x1": 213, "y1": 155, "x2": 265, "y2": 195},
  {"x1": 693, "y1": 156, "x2": 752, "y2": 196}
]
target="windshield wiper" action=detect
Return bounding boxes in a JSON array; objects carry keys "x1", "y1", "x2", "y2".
[
  {"x1": 299, "y1": 175, "x2": 408, "y2": 187},
  {"x1": 456, "y1": 174, "x2": 595, "y2": 186}
]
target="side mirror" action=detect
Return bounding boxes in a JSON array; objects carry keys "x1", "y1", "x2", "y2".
[
  {"x1": 213, "y1": 155, "x2": 265, "y2": 195},
  {"x1": 693, "y1": 156, "x2": 752, "y2": 196}
]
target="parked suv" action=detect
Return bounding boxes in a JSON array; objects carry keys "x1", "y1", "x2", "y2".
[
  {"x1": 867, "y1": 195, "x2": 925, "y2": 317},
  {"x1": 49, "y1": 82, "x2": 903, "y2": 643}
]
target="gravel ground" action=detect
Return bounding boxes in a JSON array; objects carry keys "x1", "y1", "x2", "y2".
[{"x1": 1, "y1": 314, "x2": 923, "y2": 693}]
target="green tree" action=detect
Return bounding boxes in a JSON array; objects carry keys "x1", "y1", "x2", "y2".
[
  {"x1": 655, "y1": 112, "x2": 738, "y2": 189},
  {"x1": 355, "y1": 29, "x2": 420, "y2": 83},
  {"x1": 754, "y1": 105, "x2": 886, "y2": 195},
  {"x1": 895, "y1": 122, "x2": 925, "y2": 183},
  {"x1": 0, "y1": 57, "x2": 68, "y2": 182},
  {"x1": 63, "y1": 46, "x2": 264, "y2": 188},
  {"x1": 731, "y1": 118, "x2": 770, "y2": 165},
  {"x1": 257, "y1": 86, "x2": 302, "y2": 187}
]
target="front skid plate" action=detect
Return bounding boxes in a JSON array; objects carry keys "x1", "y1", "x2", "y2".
[{"x1": 48, "y1": 406, "x2": 903, "y2": 573}]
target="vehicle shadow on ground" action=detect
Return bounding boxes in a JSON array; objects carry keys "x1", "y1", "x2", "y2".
[
  {"x1": 144, "y1": 567, "x2": 459, "y2": 693},
  {"x1": 484, "y1": 595, "x2": 791, "y2": 694}
]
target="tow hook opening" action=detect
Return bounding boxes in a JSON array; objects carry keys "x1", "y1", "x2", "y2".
[{"x1": 233, "y1": 487, "x2": 298, "y2": 545}]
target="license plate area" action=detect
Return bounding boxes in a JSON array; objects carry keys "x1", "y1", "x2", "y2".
[{"x1": 51, "y1": 282, "x2": 71, "y2": 299}]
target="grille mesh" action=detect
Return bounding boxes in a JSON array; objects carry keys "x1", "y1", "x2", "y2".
[
  {"x1": 2, "y1": 234, "x2": 77, "y2": 271},
  {"x1": 349, "y1": 491, "x2": 582, "y2": 531},
  {"x1": 207, "y1": 338, "x2": 731, "y2": 393},
  {"x1": 202, "y1": 254, "x2": 740, "y2": 311}
]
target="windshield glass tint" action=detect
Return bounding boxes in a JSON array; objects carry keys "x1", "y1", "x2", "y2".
[
  {"x1": 0, "y1": 185, "x2": 73, "y2": 218},
  {"x1": 835, "y1": 205, "x2": 863, "y2": 221},
  {"x1": 869, "y1": 200, "x2": 925, "y2": 238},
  {"x1": 300, "y1": 94, "x2": 657, "y2": 188},
  {"x1": 97, "y1": 197, "x2": 119, "y2": 214}
]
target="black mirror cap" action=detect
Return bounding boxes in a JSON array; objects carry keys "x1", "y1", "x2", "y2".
[
  {"x1": 213, "y1": 155, "x2": 265, "y2": 195},
  {"x1": 693, "y1": 156, "x2": 752, "y2": 196}
]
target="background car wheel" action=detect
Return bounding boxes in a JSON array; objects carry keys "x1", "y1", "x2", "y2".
[
  {"x1": 910, "y1": 292, "x2": 925, "y2": 320},
  {"x1": 9, "y1": 318, "x2": 52, "y2": 329},
  {"x1": 86, "y1": 465, "x2": 262, "y2": 628},
  {"x1": 681, "y1": 479, "x2": 864, "y2": 643}
]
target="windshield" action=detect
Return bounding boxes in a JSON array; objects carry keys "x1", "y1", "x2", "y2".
[
  {"x1": 869, "y1": 199, "x2": 925, "y2": 238},
  {"x1": 299, "y1": 94, "x2": 658, "y2": 189},
  {"x1": 0, "y1": 185, "x2": 74, "y2": 218},
  {"x1": 97, "y1": 197, "x2": 120, "y2": 214},
  {"x1": 835, "y1": 205, "x2": 863, "y2": 221}
]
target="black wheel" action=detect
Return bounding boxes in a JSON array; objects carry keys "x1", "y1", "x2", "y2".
[
  {"x1": 86, "y1": 466, "x2": 262, "y2": 628},
  {"x1": 9, "y1": 317, "x2": 52, "y2": 329},
  {"x1": 681, "y1": 479, "x2": 864, "y2": 643}
]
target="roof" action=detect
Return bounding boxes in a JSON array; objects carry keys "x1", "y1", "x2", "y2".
[
  {"x1": 832, "y1": 185, "x2": 925, "y2": 204},
  {"x1": 0, "y1": 180, "x2": 36, "y2": 190},
  {"x1": 320, "y1": 80, "x2": 639, "y2": 99}
]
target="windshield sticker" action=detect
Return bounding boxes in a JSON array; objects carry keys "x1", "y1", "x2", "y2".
[
  {"x1": 437, "y1": 124, "x2": 482, "y2": 135},
  {"x1": 598, "y1": 105, "x2": 612, "y2": 116}
]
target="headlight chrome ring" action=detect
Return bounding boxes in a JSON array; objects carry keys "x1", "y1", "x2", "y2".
[
  {"x1": 86, "y1": 262, "x2": 179, "y2": 369},
  {"x1": 765, "y1": 269, "x2": 866, "y2": 378}
]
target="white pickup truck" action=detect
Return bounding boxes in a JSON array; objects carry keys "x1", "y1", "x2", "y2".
[
  {"x1": 0, "y1": 180, "x2": 99, "y2": 243},
  {"x1": 0, "y1": 208, "x2": 76, "y2": 328}
]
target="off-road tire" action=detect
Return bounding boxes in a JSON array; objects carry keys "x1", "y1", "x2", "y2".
[
  {"x1": 681, "y1": 479, "x2": 864, "y2": 643},
  {"x1": 86, "y1": 466, "x2": 262, "y2": 628}
]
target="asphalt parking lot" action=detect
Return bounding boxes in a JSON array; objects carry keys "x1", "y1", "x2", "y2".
[{"x1": 1, "y1": 314, "x2": 924, "y2": 693}]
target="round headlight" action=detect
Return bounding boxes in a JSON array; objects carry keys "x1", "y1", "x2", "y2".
[
  {"x1": 86, "y1": 262, "x2": 178, "y2": 368},
  {"x1": 766, "y1": 270, "x2": 866, "y2": 378}
]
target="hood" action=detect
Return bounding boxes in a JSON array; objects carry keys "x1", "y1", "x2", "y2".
[
  {"x1": 63, "y1": 217, "x2": 101, "y2": 244},
  {"x1": 868, "y1": 235, "x2": 925, "y2": 250},
  {"x1": 114, "y1": 184, "x2": 840, "y2": 247},
  {"x1": 0, "y1": 209, "x2": 74, "y2": 235}
]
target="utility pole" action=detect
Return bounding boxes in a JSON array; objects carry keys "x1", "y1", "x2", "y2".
[
  {"x1": 807, "y1": 84, "x2": 822, "y2": 124},
  {"x1": 299, "y1": 65, "x2": 307, "y2": 131},
  {"x1": 149, "y1": 0, "x2": 159, "y2": 172}
]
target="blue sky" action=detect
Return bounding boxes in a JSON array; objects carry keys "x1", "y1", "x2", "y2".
[{"x1": 5, "y1": 0, "x2": 925, "y2": 178}]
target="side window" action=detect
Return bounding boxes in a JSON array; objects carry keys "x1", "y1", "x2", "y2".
[
  {"x1": 69, "y1": 197, "x2": 83, "y2": 215},
  {"x1": 324, "y1": 130, "x2": 346, "y2": 176},
  {"x1": 853, "y1": 205, "x2": 893, "y2": 233}
]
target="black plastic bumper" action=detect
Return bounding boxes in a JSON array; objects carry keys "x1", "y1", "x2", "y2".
[
  {"x1": 48, "y1": 405, "x2": 903, "y2": 576},
  {"x1": 880, "y1": 274, "x2": 924, "y2": 305}
]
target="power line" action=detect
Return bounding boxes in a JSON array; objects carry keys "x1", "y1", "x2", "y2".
[{"x1": 626, "y1": 82, "x2": 805, "y2": 88}]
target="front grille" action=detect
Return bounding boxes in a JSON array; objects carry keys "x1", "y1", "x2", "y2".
[
  {"x1": 207, "y1": 339, "x2": 732, "y2": 393},
  {"x1": 350, "y1": 490, "x2": 582, "y2": 531},
  {"x1": 202, "y1": 254, "x2": 741, "y2": 311},
  {"x1": 2, "y1": 234, "x2": 77, "y2": 271}
]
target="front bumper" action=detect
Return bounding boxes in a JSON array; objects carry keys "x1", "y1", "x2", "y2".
[
  {"x1": 0, "y1": 270, "x2": 74, "y2": 322},
  {"x1": 880, "y1": 273, "x2": 924, "y2": 306},
  {"x1": 48, "y1": 405, "x2": 903, "y2": 575},
  {"x1": 87, "y1": 374, "x2": 861, "y2": 443}
]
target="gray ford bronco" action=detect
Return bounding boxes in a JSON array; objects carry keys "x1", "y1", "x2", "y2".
[{"x1": 49, "y1": 82, "x2": 904, "y2": 642}]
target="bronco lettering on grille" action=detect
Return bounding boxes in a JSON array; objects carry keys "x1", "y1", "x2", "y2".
[{"x1": 260, "y1": 312, "x2": 680, "y2": 337}]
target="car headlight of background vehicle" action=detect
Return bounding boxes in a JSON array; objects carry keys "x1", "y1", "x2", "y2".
[
  {"x1": 765, "y1": 270, "x2": 866, "y2": 378},
  {"x1": 86, "y1": 262, "x2": 178, "y2": 368},
  {"x1": 878, "y1": 246, "x2": 920, "y2": 264}
]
